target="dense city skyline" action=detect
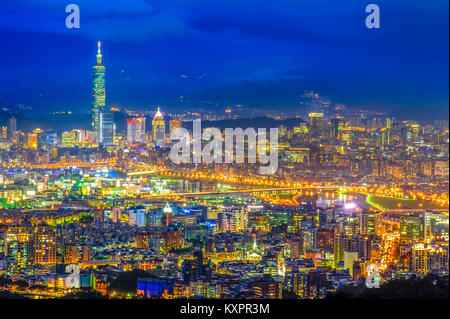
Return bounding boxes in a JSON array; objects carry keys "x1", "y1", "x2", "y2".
[
  {"x1": 0, "y1": 0, "x2": 449, "y2": 121},
  {"x1": 0, "y1": 0, "x2": 448, "y2": 303}
]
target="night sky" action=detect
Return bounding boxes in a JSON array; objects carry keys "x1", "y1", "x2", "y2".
[{"x1": 0, "y1": 0, "x2": 448, "y2": 121}]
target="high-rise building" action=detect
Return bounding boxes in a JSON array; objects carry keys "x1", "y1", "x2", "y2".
[
  {"x1": 127, "y1": 117, "x2": 146, "y2": 145},
  {"x1": 37, "y1": 131, "x2": 57, "y2": 150},
  {"x1": 344, "y1": 251, "x2": 359, "y2": 276},
  {"x1": 111, "y1": 207, "x2": 122, "y2": 223},
  {"x1": 32, "y1": 222, "x2": 56, "y2": 266},
  {"x1": 7, "y1": 116, "x2": 17, "y2": 140},
  {"x1": 61, "y1": 130, "x2": 78, "y2": 148},
  {"x1": 334, "y1": 234, "x2": 351, "y2": 268},
  {"x1": 98, "y1": 110, "x2": 114, "y2": 146},
  {"x1": 333, "y1": 234, "x2": 370, "y2": 268},
  {"x1": 127, "y1": 207, "x2": 147, "y2": 228},
  {"x1": 309, "y1": 112, "x2": 324, "y2": 138},
  {"x1": 92, "y1": 41, "x2": 106, "y2": 132},
  {"x1": 163, "y1": 202, "x2": 174, "y2": 227},
  {"x1": 5, "y1": 224, "x2": 32, "y2": 274},
  {"x1": 339, "y1": 216, "x2": 360, "y2": 237},
  {"x1": 330, "y1": 116, "x2": 345, "y2": 140},
  {"x1": 161, "y1": 228, "x2": 183, "y2": 253},
  {"x1": 400, "y1": 213, "x2": 424, "y2": 244},
  {"x1": 152, "y1": 108, "x2": 166, "y2": 147},
  {"x1": 218, "y1": 207, "x2": 248, "y2": 233},
  {"x1": 302, "y1": 228, "x2": 318, "y2": 251},
  {"x1": 360, "y1": 211, "x2": 382, "y2": 236}
]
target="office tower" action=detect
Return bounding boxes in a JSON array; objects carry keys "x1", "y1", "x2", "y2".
[
  {"x1": 426, "y1": 245, "x2": 449, "y2": 274},
  {"x1": 292, "y1": 212, "x2": 315, "y2": 233},
  {"x1": 37, "y1": 131, "x2": 57, "y2": 150},
  {"x1": 330, "y1": 116, "x2": 345, "y2": 140},
  {"x1": 98, "y1": 110, "x2": 114, "y2": 146},
  {"x1": 411, "y1": 243, "x2": 427, "y2": 274},
  {"x1": 309, "y1": 112, "x2": 324, "y2": 137},
  {"x1": 148, "y1": 210, "x2": 163, "y2": 227},
  {"x1": 92, "y1": 41, "x2": 106, "y2": 131},
  {"x1": 61, "y1": 130, "x2": 78, "y2": 148},
  {"x1": 360, "y1": 211, "x2": 382, "y2": 236},
  {"x1": 410, "y1": 124, "x2": 420, "y2": 142},
  {"x1": 152, "y1": 108, "x2": 166, "y2": 147},
  {"x1": 7, "y1": 116, "x2": 17, "y2": 139},
  {"x1": 127, "y1": 117, "x2": 146, "y2": 144},
  {"x1": 400, "y1": 213, "x2": 424, "y2": 244},
  {"x1": 344, "y1": 251, "x2": 359, "y2": 276},
  {"x1": 411, "y1": 244, "x2": 449, "y2": 274},
  {"x1": 218, "y1": 206, "x2": 248, "y2": 233},
  {"x1": 5, "y1": 224, "x2": 32, "y2": 274},
  {"x1": 423, "y1": 212, "x2": 449, "y2": 243},
  {"x1": 334, "y1": 234, "x2": 351, "y2": 268},
  {"x1": 32, "y1": 222, "x2": 56, "y2": 266},
  {"x1": 301, "y1": 228, "x2": 318, "y2": 251},
  {"x1": 351, "y1": 235, "x2": 371, "y2": 259},
  {"x1": 128, "y1": 207, "x2": 147, "y2": 227},
  {"x1": 163, "y1": 202, "x2": 174, "y2": 227},
  {"x1": 26, "y1": 128, "x2": 42, "y2": 150},
  {"x1": 339, "y1": 216, "x2": 360, "y2": 237},
  {"x1": 380, "y1": 128, "x2": 391, "y2": 147}
]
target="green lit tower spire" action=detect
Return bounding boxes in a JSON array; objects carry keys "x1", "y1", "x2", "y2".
[{"x1": 92, "y1": 41, "x2": 106, "y2": 132}]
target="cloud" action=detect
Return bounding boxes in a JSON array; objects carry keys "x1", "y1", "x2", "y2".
[{"x1": 0, "y1": 0, "x2": 190, "y2": 42}]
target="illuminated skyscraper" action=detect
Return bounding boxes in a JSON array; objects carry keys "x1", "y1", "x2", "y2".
[
  {"x1": 410, "y1": 244, "x2": 448, "y2": 274},
  {"x1": 400, "y1": 213, "x2": 424, "y2": 244},
  {"x1": 218, "y1": 207, "x2": 248, "y2": 233},
  {"x1": 360, "y1": 211, "x2": 382, "y2": 236},
  {"x1": 330, "y1": 116, "x2": 345, "y2": 140},
  {"x1": 32, "y1": 222, "x2": 56, "y2": 266},
  {"x1": 98, "y1": 110, "x2": 114, "y2": 146},
  {"x1": 7, "y1": 116, "x2": 16, "y2": 140},
  {"x1": 152, "y1": 108, "x2": 166, "y2": 147},
  {"x1": 5, "y1": 224, "x2": 32, "y2": 274},
  {"x1": 309, "y1": 112, "x2": 324, "y2": 138},
  {"x1": 127, "y1": 117, "x2": 146, "y2": 144},
  {"x1": 92, "y1": 41, "x2": 106, "y2": 132}
]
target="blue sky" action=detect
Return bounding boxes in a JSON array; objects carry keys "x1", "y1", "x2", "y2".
[{"x1": 0, "y1": 0, "x2": 448, "y2": 120}]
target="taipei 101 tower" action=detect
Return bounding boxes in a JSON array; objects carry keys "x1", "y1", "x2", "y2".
[{"x1": 92, "y1": 41, "x2": 106, "y2": 132}]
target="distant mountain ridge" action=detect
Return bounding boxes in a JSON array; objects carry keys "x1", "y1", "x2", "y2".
[{"x1": 0, "y1": 111, "x2": 307, "y2": 134}]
